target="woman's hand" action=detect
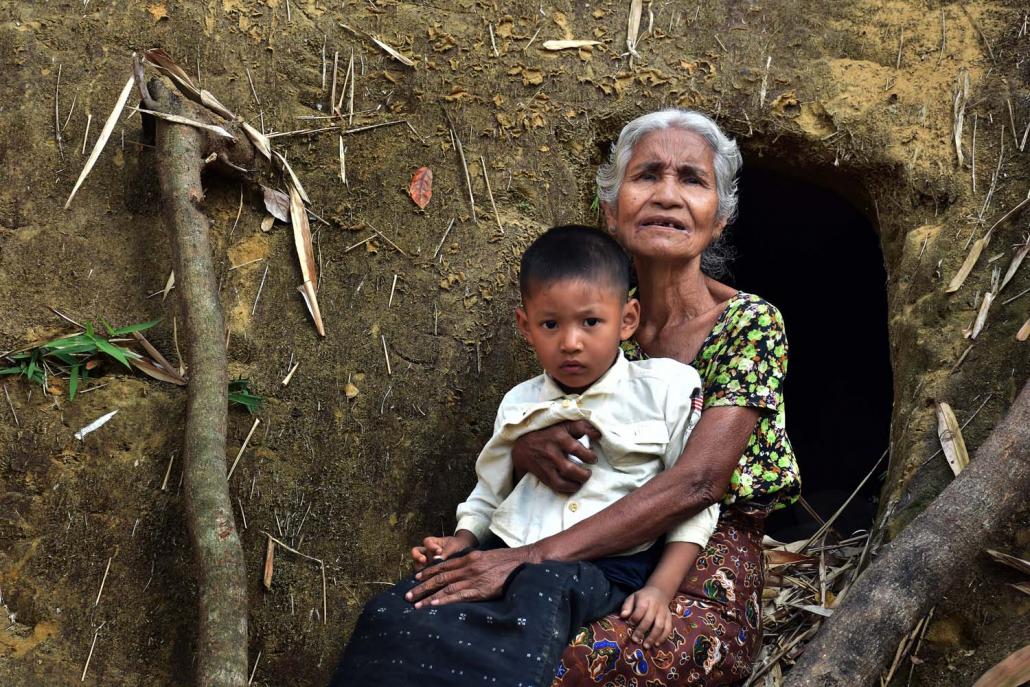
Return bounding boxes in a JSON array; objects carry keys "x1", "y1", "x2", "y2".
[
  {"x1": 511, "y1": 420, "x2": 601, "y2": 494},
  {"x1": 620, "y1": 585, "x2": 673, "y2": 649},
  {"x1": 405, "y1": 545, "x2": 540, "y2": 608}
]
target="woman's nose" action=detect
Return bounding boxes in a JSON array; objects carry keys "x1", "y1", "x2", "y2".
[{"x1": 652, "y1": 175, "x2": 682, "y2": 206}]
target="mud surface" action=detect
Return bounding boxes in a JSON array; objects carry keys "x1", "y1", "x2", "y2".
[{"x1": 0, "y1": 0, "x2": 1027, "y2": 685}]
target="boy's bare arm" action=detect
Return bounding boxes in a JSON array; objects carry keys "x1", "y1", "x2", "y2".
[
  {"x1": 620, "y1": 542, "x2": 701, "y2": 647},
  {"x1": 647, "y1": 541, "x2": 700, "y2": 600}
]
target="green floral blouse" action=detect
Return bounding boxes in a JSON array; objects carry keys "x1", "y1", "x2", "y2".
[{"x1": 621, "y1": 292, "x2": 800, "y2": 511}]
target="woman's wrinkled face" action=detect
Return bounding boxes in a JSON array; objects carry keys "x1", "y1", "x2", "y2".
[{"x1": 605, "y1": 128, "x2": 726, "y2": 263}]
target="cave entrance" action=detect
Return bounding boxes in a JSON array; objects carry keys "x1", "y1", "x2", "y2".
[{"x1": 725, "y1": 162, "x2": 892, "y2": 541}]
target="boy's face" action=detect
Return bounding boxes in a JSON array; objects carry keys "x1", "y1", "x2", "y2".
[{"x1": 516, "y1": 278, "x2": 640, "y2": 394}]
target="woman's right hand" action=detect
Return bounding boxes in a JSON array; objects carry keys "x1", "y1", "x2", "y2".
[{"x1": 511, "y1": 420, "x2": 601, "y2": 494}]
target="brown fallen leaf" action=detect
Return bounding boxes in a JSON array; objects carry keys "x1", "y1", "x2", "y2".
[
  {"x1": 147, "y1": 3, "x2": 169, "y2": 22},
  {"x1": 261, "y1": 185, "x2": 290, "y2": 222},
  {"x1": 260, "y1": 215, "x2": 275, "y2": 233},
  {"x1": 408, "y1": 166, "x2": 433, "y2": 209}
]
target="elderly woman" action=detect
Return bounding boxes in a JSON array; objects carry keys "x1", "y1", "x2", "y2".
[{"x1": 335, "y1": 109, "x2": 799, "y2": 687}]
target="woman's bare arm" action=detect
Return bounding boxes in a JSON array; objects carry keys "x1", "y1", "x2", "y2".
[{"x1": 406, "y1": 405, "x2": 760, "y2": 606}]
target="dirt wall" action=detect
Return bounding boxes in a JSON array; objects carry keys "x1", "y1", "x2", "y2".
[{"x1": 0, "y1": 0, "x2": 1027, "y2": 684}]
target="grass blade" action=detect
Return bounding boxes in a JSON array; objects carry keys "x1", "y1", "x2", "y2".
[{"x1": 69, "y1": 364, "x2": 80, "y2": 400}]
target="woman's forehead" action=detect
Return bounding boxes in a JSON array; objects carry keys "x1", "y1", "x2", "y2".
[{"x1": 630, "y1": 128, "x2": 714, "y2": 166}]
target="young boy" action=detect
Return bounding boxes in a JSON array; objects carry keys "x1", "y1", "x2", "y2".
[{"x1": 413, "y1": 225, "x2": 719, "y2": 650}]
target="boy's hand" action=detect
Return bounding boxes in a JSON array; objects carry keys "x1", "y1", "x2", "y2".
[
  {"x1": 620, "y1": 585, "x2": 673, "y2": 649},
  {"x1": 411, "y1": 531, "x2": 477, "y2": 571}
]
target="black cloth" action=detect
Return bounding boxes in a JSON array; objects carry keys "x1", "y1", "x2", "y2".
[{"x1": 330, "y1": 558, "x2": 630, "y2": 687}]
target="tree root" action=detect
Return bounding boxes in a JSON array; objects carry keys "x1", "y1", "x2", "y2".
[
  {"x1": 783, "y1": 379, "x2": 1030, "y2": 687},
  {"x1": 142, "y1": 75, "x2": 257, "y2": 687}
]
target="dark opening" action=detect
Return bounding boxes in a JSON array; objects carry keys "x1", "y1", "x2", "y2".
[{"x1": 726, "y1": 164, "x2": 892, "y2": 540}]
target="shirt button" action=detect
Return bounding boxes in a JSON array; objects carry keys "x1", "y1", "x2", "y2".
[
  {"x1": 561, "y1": 399, "x2": 572, "y2": 408},
  {"x1": 568, "y1": 502, "x2": 578, "y2": 512}
]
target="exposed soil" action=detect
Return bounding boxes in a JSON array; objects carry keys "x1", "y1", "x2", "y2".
[{"x1": 0, "y1": 0, "x2": 1027, "y2": 685}]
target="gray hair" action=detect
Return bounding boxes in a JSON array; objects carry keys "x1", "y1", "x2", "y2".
[{"x1": 596, "y1": 109, "x2": 742, "y2": 277}]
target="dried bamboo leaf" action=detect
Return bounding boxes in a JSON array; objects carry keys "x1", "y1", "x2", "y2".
[
  {"x1": 288, "y1": 182, "x2": 317, "y2": 286},
  {"x1": 967, "y1": 291, "x2": 995, "y2": 339},
  {"x1": 64, "y1": 75, "x2": 135, "y2": 209},
  {"x1": 1018, "y1": 317, "x2": 1030, "y2": 342},
  {"x1": 198, "y1": 89, "x2": 235, "y2": 121},
  {"x1": 945, "y1": 236, "x2": 986, "y2": 293},
  {"x1": 74, "y1": 409, "x2": 118, "y2": 440},
  {"x1": 935, "y1": 401, "x2": 969, "y2": 476},
  {"x1": 241, "y1": 121, "x2": 272, "y2": 161},
  {"x1": 297, "y1": 281, "x2": 325, "y2": 337},
  {"x1": 143, "y1": 48, "x2": 198, "y2": 97},
  {"x1": 541, "y1": 39, "x2": 602, "y2": 50},
  {"x1": 1010, "y1": 581, "x2": 1030, "y2": 596},
  {"x1": 371, "y1": 35, "x2": 416, "y2": 67},
  {"x1": 162, "y1": 270, "x2": 175, "y2": 301},
  {"x1": 261, "y1": 185, "x2": 291, "y2": 222},
  {"x1": 985, "y1": 548, "x2": 1030, "y2": 576},
  {"x1": 999, "y1": 240, "x2": 1029, "y2": 294},
  {"x1": 288, "y1": 182, "x2": 325, "y2": 337},
  {"x1": 626, "y1": 0, "x2": 643, "y2": 57},
  {"x1": 765, "y1": 550, "x2": 818, "y2": 568},
  {"x1": 971, "y1": 644, "x2": 1030, "y2": 687},
  {"x1": 274, "y1": 151, "x2": 311, "y2": 205},
  {"x1": 129, "y1": 357, "x2": 187, "y2": 386},
  {"x1": 133, "y1": 107, "x2": 237, "y2": 141}
]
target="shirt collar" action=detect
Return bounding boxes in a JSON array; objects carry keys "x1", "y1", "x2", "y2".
[{"x1": 537, "y1": 348, "x2": 629, "y2": 402}]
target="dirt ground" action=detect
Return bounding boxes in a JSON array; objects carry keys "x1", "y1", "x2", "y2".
[{"x1": 0, "y1": 0, "x2": 1027, "y2": 685}]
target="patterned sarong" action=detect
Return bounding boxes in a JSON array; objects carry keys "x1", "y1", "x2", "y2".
[{"x1": 551, "y1": 508, "x2": 765, "y2": 686}]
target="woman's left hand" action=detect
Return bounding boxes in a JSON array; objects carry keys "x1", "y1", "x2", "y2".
[{"x1": 405, "y1": 545, "x2": 538, "y2": 608}]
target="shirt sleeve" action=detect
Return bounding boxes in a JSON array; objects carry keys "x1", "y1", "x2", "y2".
[
  {"x1": 453, "y1": 403, "x2": 516, "y2": 542},
  {"x1": 666, "y1": 503, "x2": 720, "y2": 547},
  {"x1": 705, "y1": 300, "x2": 788, "y2": 414}
]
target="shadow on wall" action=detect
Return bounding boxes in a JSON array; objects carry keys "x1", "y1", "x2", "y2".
[{"x1": 725, "y1": 163, "x2": 893, "y2": 541}]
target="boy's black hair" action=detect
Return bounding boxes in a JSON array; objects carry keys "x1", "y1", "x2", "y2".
[{"x1": 519, "y1": 225, "x2": 631, "y2": 300}]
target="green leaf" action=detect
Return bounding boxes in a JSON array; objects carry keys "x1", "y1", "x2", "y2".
[
  {"x1": 100, "y1": 316, "x2": 115, "y2": 337},
  {"x1": 0, "y1": 367, "x2": 24, "y2": 376},
  {"x1": 228, "y1": 378, "x2": 263, "y2": 414},
  {"x1": 93, "y1": 337, "x2": 132, "y2": 369},
  {"x1": 85, "y1": 321, "x2": 94, "y2": 337},
  {"x1": 110, "y1": 319, "x2": 161, "y2": 336},
  {"x1": 69, "y1": 365, "x2": 80, "y2": 400}
]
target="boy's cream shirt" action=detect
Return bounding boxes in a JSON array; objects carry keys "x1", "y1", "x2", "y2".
[{"x1": 455, "y1": 350, "x2": 719, "y2": 554}]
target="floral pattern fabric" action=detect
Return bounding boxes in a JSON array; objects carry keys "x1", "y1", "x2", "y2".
[
  {"x1": 621, "y1": 291, "x2": 799, "y2": 511},
  {"x1": 551, "y1": 509, "x2": 766, "y2": 687}
]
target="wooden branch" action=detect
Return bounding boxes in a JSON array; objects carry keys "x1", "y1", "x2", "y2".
[
  {"x1": 148, "y1": 76, "x2": 256, "y2": 687},
  {"x1": 783, "y1": 379, "x2": 1030, "y2": 687}
]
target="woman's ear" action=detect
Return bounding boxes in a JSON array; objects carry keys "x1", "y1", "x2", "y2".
[
  {"x1": 620, "y1": 298, "x2": 640, "y2": 340},
  {"x1": 602, "y1": 202, "x2": 618, "y2": 234}
]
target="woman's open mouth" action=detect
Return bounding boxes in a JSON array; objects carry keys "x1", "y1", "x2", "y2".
[{"x1": 640, "y1": 216, "x2": 686, "y2": 231}]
